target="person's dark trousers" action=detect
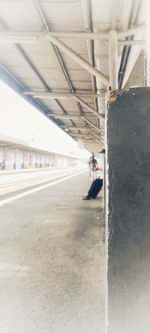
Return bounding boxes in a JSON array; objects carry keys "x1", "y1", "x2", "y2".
[{"x1": 88, "y1": 178, "x2": 103, "y2": 199}]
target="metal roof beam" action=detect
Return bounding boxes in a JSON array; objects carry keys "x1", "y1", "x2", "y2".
[
  {"x1": 24, "y1": 91, "x2": 106, "y2": 98},
  {"x1": 33, "y1": 0, "x2": 49, "y2": 31},
  {"x1": 0, "y1": 32, "x2": 38, "y2": 43},
  {"x1": 83, "y1": 140, "x2": 100, "y2": 142},
  {"x1": 70, "y1": 133, "x2": 92, "y2": 136},
  {"x1": 33, "y1": 0, "x2": 86, "y2": 129},
  {"x1": 0, "y1": 64, "x2": 60, "y2": 125},
  {"x1": 33, "y1": 0, "x2": 73, "y2": 119},
  {"x1": 15, "y1": 45, "x2": 68, "y2": 116},
  {"x1": 61, "y1": 125, "x2": 91, "y2": 130},
  {"x1": 118, "y1": 40, "x2": 145, "y2": 46},
  {"x1": 118, "y1": 25, "x2": 145, "y2": 39},
  {"x1": 47, "y1": 114, "x2": 94, "y2": 120},
  {"x1": 81, "y1": 0, "x2": 98, "y2": 113},
  {"x1": 46, "y1": 35, "x2": 109, "y2": 86},
  {"x1": 16, "y1": 44, "x2": 50, "y2": 91},
  {"x1": 0, "y1": 31, "x2": 107, "y2": 42},
  {"x1": 82, "y1": 116, "x2": 100, "y2": 132},
  {"x1": 74, "y1": 96, "x2": 104, "y2": 119},
  {"x1": 88, "y1": 128, "x2": 101, "y2": 141},
  {"x1": 0, "y1": 25, "x2": 144, "y2": 43},
  {"x1": 46, "y1": 31, "x2": 109, "y2": 40}
]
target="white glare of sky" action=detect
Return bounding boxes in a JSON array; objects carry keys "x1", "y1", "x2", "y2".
[{"x1": 0, "y1": 80, "x2": 90, "y2": 158}]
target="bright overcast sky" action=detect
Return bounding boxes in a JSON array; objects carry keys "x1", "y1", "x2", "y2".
[{"x1": 0, "y1": 80, "x2": 90, "y2": 158}]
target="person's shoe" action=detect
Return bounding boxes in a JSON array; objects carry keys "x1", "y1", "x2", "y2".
[
  {"x1": 82, "y1": 195, "x2": 91, "y2": 200},
  {"x1": 82, "y1": 193, "x2": 88, "y2": 198}
]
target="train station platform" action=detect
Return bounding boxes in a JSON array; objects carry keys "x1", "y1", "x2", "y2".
[{"x1": 0, "y1": 171, "x2": 106, "y2": 333}]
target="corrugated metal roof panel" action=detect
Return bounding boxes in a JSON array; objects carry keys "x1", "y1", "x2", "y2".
[{"x1": 0, "y1": 0, "x2": 145, "y2": 153}]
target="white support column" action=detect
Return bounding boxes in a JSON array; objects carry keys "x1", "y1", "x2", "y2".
[
  {"x1": 144, "y1": 0, "x2": 150, "y2": 86},
  {"x1": 108, "y1": 30, "x2": 118, "y2": 90}
]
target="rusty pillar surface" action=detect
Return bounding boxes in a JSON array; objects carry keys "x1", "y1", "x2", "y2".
[{"x1": 107, "y1": 88, "x2": 150, "y2": 333}]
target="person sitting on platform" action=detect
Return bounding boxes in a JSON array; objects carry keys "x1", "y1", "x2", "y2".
[{"x1": 82, "y1": 149, "x2": 105, "y2": 200}]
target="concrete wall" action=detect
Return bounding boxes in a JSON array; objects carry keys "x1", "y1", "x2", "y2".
[{"x1": 107, "y1": 87, "x2": 150, "y2": 333}]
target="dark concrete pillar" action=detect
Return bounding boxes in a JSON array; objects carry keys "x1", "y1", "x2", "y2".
[{"x1": 107, "y1": 88, "x2": 150, "y2": 333}]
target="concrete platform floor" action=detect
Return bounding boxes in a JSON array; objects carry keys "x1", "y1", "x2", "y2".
[{"x1": 0, "y1": 172, "x2": 106, "y2": 333}]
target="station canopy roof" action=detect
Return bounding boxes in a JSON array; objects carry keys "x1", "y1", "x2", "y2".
[
  {"x1": 0, "y1": 0, "x2": 145, "y2": 154},
  {"x1": 0, "y1": 134, "x2": 82, "y2": 160}
]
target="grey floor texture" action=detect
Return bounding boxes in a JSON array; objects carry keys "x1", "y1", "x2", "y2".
[{"x1": 0, "y1": 172, "x2": 106, "y2": 333}]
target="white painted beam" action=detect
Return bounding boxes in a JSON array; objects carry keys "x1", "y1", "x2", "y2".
[
  {"x1": 82, "y1": 116, "x2": 100, "y2": 132},
  {"x1": 47, "y1": 114, "x2": 95, "y2": 120},
  {"x1": 118, "y1": 25, "x2": 145, "y2": 39},
  {"x1": 88, "y1": 128, "x2": 101, "y2": 141},
  {"x1": 48, "y1": 113, "x2": 103, "y2": 139},
  {"x1": 0, "y1": 26, "x2": 144, "y2": 43},
  {"x1": 74, "y1": 96, "x2": 101, "y2": 119},
  {"x1": 24, "y1": 91, "x2": 106, "y2": 99},
  {"x1": 119, "y1": 40, "x2": 145, "y2": 46},
  {"x1": 46, "y1": 35, "x2": 109, "y2": 86},
  {"x1": 0, "y1": 32, "x2": 38, "y2": 44},
  {"x1": 61, "y1": 125, "x2": 90, "y2": 130},
  {"x1": 46, "y1": 31, "x2": 108, "y2": 40}
]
